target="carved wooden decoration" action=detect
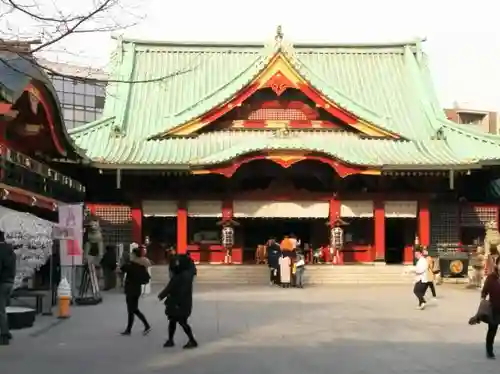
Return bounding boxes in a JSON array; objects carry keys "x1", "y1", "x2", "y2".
[{"x1": 265, "y1": 72, "x2": 295, "y2": 96}]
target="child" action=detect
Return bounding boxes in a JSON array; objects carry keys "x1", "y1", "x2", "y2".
[{"x1": 295, "y1": 252, "x2": 306, "y2": 288}]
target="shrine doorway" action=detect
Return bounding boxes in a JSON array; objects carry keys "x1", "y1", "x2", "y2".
[
  {"x1": 385, "y1": 218, "x2": 416, "y2": 264},
  {"x1": 237, "y1": 218, "x2": 327, "y2": 263}
]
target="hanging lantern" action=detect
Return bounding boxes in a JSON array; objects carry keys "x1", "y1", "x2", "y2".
[
  {"x1": 330, "y1": 226, "x2": 344, "y2": 251},
  {"x1": 221, "y1": 225, "x2": 234, "y2": 249}
]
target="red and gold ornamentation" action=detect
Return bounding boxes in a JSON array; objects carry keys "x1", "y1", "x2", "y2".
[
  {"x1": 193, "y1": 152, "x2": 381, "y2": 179},
  {"x1": 162, "y1": 53, "x2": 398, "y2": 138},
  {"x1": 264, "y1": 71, "x2": 294, "y2": 96}
]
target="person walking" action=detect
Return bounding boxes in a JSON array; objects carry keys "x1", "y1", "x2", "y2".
[
  {"x1": 423, "y1": 249, "x2": 437, "y2": 301},
  {"x1": 0, "y1": 231, "x2": 15, "y2": 345},
  {"x1": 481, "y1": 256, "x2": 500, "y2": 359},
  {"x1": 266, "y1": 238, "x2": 281, "y2": 285},
  {"x1": 413, "y1": 248, "x2": 429, "y2": 310},
  {"x1": 158, "y1": 254, "x2": 198, "y2": 349},
  {"x1": 120, "y1": 248, "x2": 151, "y2": 336}
]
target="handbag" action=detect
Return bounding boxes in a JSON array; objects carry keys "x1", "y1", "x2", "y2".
[{"x1": 468, "y1": 299, "x2": 493, "y2": 325}]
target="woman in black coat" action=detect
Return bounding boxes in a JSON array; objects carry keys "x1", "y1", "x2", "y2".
[
  {"x1": 158, "y1": 254, "x2": 198, "y2": 349},
  {"x1": 120, "y1": 248, "x2": 151, "y2": 336}
]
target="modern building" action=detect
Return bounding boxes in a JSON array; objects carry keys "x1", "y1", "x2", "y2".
[
  {"x1": 445, "y1": 105, "x2": 498, "y2": 134},
  {"x1": 38, "y1": 59, "x2": 107, "y2": 130},
  {"x1": 66, "y1": 30, "x2": 500, "y2": 265}
]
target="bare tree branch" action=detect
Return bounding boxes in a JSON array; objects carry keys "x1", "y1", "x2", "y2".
[{"x1": 0, "y1": 0, "x2": 201, "y2": 84}]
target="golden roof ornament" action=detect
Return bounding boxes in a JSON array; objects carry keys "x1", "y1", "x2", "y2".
[{"x1": 275, "y1": 25, "x2": 284, "y2": 43}]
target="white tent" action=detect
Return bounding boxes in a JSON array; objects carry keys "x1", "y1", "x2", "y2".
[{"x1": 0, "y1": 205, "x2": 54, "y2": 289}]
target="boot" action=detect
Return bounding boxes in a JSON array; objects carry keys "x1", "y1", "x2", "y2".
[
  {"x1": 183, "y1": 339, "x2": 198, "y2": 349},
  {"x1": 0, "y1": 335, "x2": 10, "y2": 346},
  {"x1": 163, "y1": 340, "x2": 175, "y2": 348}
]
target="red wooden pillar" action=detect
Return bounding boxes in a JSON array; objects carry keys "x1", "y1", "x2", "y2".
[
  {"x1": 418, "y1": 199, "x2": 430, "y2": 247},
  {"x1": 177, "y1": 201, "x2": 188, "y2": 254},
  {"x1": 131, "y1": 207, "x2": 142, "y2": 244},
  {"x1": 329, "y1": 198, "x2": 341, "y2": 226},
  {"x1": 222, "y1": 199, "x2": 233, "y2": 221},
  {"x1": 373, "y1": 199, "x2": 385, "y2": 262}
]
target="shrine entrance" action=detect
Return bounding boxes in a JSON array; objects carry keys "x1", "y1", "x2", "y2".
[
  {"x1": 385, "y1": 218, "x2": 416, "y2": 264},
  {"x1": 237, "y1": 217, "x2": 327, "y2": 263}
]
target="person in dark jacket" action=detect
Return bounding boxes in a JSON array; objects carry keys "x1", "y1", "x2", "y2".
[
  {"x1": 481, "y1": 255, "x2": 500, "y2": 359},
  {"x1": 266, "y1": 238, "x2": 281, "y2": 285},
  {"x1": 158, "y1": 254, "x2": 198, "y2": 349},
  {"x1": 120, "y1": 248, "x2": 151, "y2": 336},
  {"x1": 0, "y1": 231, "x2": 16, "y2": 345},
  {"x1": 101, "y1": 245, "x2": 117, "y2": 290}
]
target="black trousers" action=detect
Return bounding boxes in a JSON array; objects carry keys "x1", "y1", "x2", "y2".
[
  {"x1": 269, "y1": 268, "x2": 278, "y2": 284},
  {"x1": 487, "y1": 323, "x2": 498, "y2": 355},
  {"x1": 413, "y1": 281, "x2": 428, "y2": 306},
  {"x1": 168, "y1": 316, "x2": 196, "y2": 342},
  {"x1": 426, "y1": 281, "x2": 437, "y2": 297},
  {"x1": 125, "y1": 293, "x2": 150, "y2": 332}
]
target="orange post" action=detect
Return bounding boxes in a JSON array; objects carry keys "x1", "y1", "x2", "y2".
[{"x1": 57, "y1": 278, "x2": 72, "y2": 319}]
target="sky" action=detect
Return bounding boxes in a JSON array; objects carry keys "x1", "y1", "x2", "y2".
[{"x1": 2, "y1": 0, "x2": 500, "y2": 110}]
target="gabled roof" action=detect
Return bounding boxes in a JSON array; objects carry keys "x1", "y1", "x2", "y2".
[
  {"x1": 0, "y1": 50, "x2": 87, "y2": 159},
  {"x1": 69, "y1": 33, "x2": 500, "y2": 167}
]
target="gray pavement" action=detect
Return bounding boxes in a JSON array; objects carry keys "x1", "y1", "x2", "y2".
[{"x1": 0, "y1": 284, "x2": 497, "y2": 374}]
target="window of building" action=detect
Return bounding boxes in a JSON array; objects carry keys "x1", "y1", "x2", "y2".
[
  {"x1": 74, "y1": 94, "x2": 85, "y2": 106},
  {"x1": 63, "y1": 108, "x2": 74, "y2": 121},
  {"x1": 84, "y1": 95, "x2": 95, "y2": 108},
  {"x1": 95, "y1": 96, "x2": 105, "y2": 109},
  {"x1": 63, "y1": 79, "x2": 74, "y2": 92},
  {"x1": 74, "y1": 109, "x2": 86, "y2": 122},
  {"x1": 84, "y1": 111, "x2": 96, "y2": 122},
  {"x1": 85, "y1": 83, "x2": 96, "y2": 96},
  {"x1": 63, "y1": 93, "x2": 74, "y2": 105},
  {"x1": 52, "y1": 77, "x2": 64, "y2": 91},
  {"x1": 458, "y1": 112, "x2": 486, "y2": 126}
]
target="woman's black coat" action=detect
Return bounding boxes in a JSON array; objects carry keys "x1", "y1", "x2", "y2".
[{"x1": 158, "y1": 255, "x2": 196, "y2": 319}]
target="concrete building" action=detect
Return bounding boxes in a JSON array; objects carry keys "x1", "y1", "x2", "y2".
[
  {"x1": 445, "y1": 104, "x2": 499, "y2": 134},
  {"x1": 38, "y1": 59, "x2": 107, "y2": 130}
]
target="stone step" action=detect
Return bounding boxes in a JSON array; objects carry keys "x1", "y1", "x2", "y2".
[{"x1": 151, "y1": 265, "x2": 468, "y2": 285}]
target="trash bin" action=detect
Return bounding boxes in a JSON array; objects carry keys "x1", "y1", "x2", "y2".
[{"x1": 439, "y1": 252, "x2": 469, "y2": 278}]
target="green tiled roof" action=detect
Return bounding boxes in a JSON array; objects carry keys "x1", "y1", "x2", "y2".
[
  {"x1": 70, "y1": 129, "x2": 479, "y2": 169},
  {"x1": 69, "y1": 36, "x2": 500, "y2": 167}
]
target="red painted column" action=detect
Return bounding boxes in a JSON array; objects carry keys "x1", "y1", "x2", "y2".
[
  {"x1": 131, "y1": 207, "x2": 142, "y2": 244},
  {"x1": 373, "y1": 199, "x2": 385, "y2": 262},
  {"x1": 329, "y1": 197, "x2": 341, "y2": 226},
  {"x1": 329, "y1": 197, "x2": 343, "y2": 264},
  {"x1": 222, "y1": 199, "x2": 233, "y2": 221},
  {"x1": 418, "y1": 199, "x2": 430, "y2": 247},
  {"x1": 177, "y1": 201, "x2": 188, "y2": 254}
]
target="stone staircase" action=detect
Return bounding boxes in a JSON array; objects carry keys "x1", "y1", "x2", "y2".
[{"x1": 151, "y1": 264, "x2": 424, "y2": 285}]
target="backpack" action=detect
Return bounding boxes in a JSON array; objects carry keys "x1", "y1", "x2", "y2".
[{"x1": 139, "y1": 267, "x2": 151, "y2": 285}]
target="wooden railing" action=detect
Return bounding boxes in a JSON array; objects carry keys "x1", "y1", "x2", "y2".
[{"x1": 0, "y1": 144, "x2": 85, "y2": 202}]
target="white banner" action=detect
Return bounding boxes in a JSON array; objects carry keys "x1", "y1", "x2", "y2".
[
  {"x1": 233, "y1": 200, "x2": 329, "y2": 218},
  {"x1": 340, "y1": 201, "x2": 374, "y2": 217},
  {"x1": 385, "y1": 201, "x2": 417, "y2": 218},
  {"x1": 188, "y1": 201, "x2": 222, "y2": 217},
  {"x1": 59, "y1": 204, "x2": 84, "y2": 266},
  {"x1": 142, "y1": 200, "x2": 177, "y2": 217}
]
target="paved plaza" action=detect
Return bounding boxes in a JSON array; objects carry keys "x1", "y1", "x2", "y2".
[{"x1": 0, "y1": 284, "x2": 497, "y2": 373}]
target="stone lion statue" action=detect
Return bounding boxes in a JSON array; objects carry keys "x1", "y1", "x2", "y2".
[{"x1": 83, "y1": 216, "x2": 104, "y2": 266}]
